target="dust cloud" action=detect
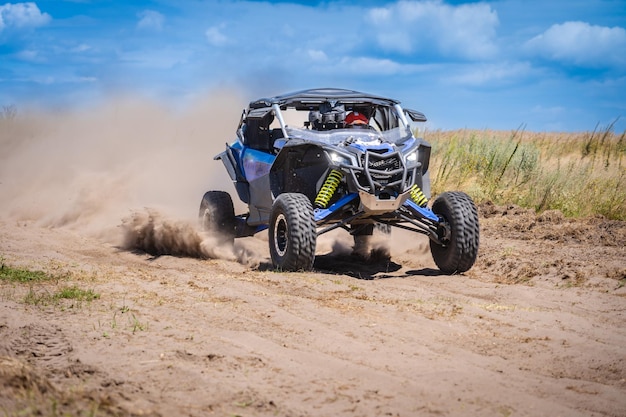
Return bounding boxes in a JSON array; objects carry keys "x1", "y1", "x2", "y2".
[
  {"x1": 120, "y1": 209, "x2": 230, "y2": 259},
  {"x1": 0, "y1": 90, "x2": 425, "y2": 266},
  {"x1": 0, "y1": 90, "x2": 253, "y2": 261}
]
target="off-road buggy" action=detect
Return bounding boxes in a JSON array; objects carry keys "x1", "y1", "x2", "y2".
[{"x1": 200, "y1": 88, "x2": 479, "y2": 273}]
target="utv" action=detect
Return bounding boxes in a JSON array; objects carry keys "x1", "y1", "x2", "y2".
[{"x1": 200, "y1": 88, "x2": 479, "y2": 273}]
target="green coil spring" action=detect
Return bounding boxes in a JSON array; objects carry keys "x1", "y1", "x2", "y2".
[
  {"x1": 315, "y1": 169, "x2": 343, "y2": 208},
  {"x1": 409, "y1": 184, "x2": 428, "y2": 207}
]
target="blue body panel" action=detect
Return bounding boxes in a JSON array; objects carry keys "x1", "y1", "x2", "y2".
[
  {"x1": 314, "y1": 193, "x2": 359, "y2": 222},
  {"x1": 241, "y1": 148, "x2": 276, "y2": 181},
  {"x1": 404, "y1": 199, "x2": 439, "y2": 222}
]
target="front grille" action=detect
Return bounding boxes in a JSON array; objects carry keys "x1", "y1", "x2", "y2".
[
  {"x1": 347, "y1": 150, "x2": 418, "y2": 196},
  {"x1": 364, "y1": 152, "x2": 404, "y2": 188}
]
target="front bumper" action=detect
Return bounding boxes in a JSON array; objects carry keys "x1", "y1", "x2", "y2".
[{"x1": 358, "y1": 189, "x2": 411, "y2": 214}]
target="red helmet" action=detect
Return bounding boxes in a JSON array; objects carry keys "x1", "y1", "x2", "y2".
[{"x1": 345, "y1": 111, "x2": 368, "y2": 125}]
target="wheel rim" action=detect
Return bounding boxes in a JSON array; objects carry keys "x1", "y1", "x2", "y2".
[
  {"x1": 437, "y1": 220, "x2": 452, "y2": 246},
  {"x1": 273, "y1": 213, "x2": 288, "y2": 257}
]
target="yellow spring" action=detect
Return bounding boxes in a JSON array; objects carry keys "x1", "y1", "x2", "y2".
[
  {"x1": 315, "y1": 169, "x2": 343, "y2": 208},
  {"x1": 410, "y1": 184, "x2": 428, "y2": 207}
]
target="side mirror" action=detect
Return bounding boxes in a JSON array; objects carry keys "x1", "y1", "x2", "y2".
[{"x1": 404, "y1": 109, "x2": 427, "y2": 122}]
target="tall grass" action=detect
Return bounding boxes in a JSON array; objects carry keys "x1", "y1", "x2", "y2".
[{"x1": 423, "y1": 123, "x2": 625, "y2": 220}]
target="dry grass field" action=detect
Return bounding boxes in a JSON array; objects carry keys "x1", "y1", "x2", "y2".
[{"x1": 424, "y1": 125, "x2": 625, "y2": 220}]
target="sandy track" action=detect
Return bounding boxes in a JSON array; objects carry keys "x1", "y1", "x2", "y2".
[{"x1": 1, "y1": 206, "x2": 625, "y2": 417}]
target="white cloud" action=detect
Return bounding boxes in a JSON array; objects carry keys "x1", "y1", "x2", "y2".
[
  {"x1": 137, "y1": 10, "x2": 164, "y2": 31},
  {"x1": 16, "y1": 48, "x2": 39, "y2": 61},
  {"x1": 338, "y1": 56, "x2": 413, "y2": 75},
  {"x1": 0, "y1": 2, "x2": 50, "y2": 31},
  {"x1": 367, "y1": 0, "x2": 499, "y2": 60},
  {"x1": 31, "y1": 74, "x2": 98, "y2": 85},
  {"x1": 368, "y1": 6, "x2": 392, "y2": 25},
  {"x1": 314, "y1": 55, "x2": 432, "y2": 76},
  {"x1": 307, "y1": 49, "x2": 328, "y2": 62},
  {"x1": 530, "y1": 104, "x2": 565, "y2": 117},
  {"x1": 205, "y1": 25, "x2": 229, "y2": 47},
  {"x1": 525, "y1": 21, "x2": 626, "y2": 68},
  {"x1": 71, "y1": 43, "x2": 91, "y2": 53},
  {"x1": 448, "y1": 61, "x2": 534, "y2": 86},
  {"x1": 118, "y1": 48, "x2": 192, "y2": 70}
]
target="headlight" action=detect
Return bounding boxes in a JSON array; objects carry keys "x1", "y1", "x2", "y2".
[
  {"x1": 404, "y1": 147, "x2": 423, "y2": 169},
  {"x1": 329, "y1": 151, "x2": 353, "y2": 166}
]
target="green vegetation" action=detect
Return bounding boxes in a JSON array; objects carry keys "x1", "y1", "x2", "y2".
[
  {"x1": 423, "y1": 123, "x2": 625, "y2": 220},
  {"x1": 1, "y1": 257, "x2": 100, "y2": 306},
  {"x1": 55, "y1": 285, "x2": 100, "y2": 301},
  {"x1": 23, "y1": 285, "x2": 100, "y2": 307},
  {"x1": 0, "y1": 262, "x2": 52, "y2": 282}
]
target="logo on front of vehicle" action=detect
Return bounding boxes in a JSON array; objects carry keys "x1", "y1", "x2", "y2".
[{"x1": 368, "y1": 156, "x2": 400, "y2": 171}]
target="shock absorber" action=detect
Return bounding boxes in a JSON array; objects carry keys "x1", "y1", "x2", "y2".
[
  {"x1": 315, "y1": 169, "x2": 343, "y2": 208},
  {"x1": 409, "y1": 184, "x2": 428, "y2": 207}
]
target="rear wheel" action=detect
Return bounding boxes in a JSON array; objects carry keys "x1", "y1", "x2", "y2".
[
  {"x1": 269, "y1": 193, "x2": 316, "y2": 271},
  {"x1": 199, "y1": 191, "x2": 236, "y2": 246},
  {"x1": 429, "y1": 191, "x2": 479, "y2": 274}
]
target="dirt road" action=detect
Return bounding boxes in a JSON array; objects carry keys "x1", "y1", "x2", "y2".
[{"x1": 1, "y1": 204, "x2": 625, "y2": 417}]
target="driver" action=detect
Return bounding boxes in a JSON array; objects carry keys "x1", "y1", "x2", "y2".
[{"x1": 345, "y1": 111, "x2": 368, "y2": 128}]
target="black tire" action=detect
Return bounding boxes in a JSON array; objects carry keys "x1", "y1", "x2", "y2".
[
  {"x1": 429, "y1": 191, "x2": 479, "y2": 274},
  {"x1": 199, "y1": 191, "x2": 236, "y2": 246},
  {"x1": 269, "y1": 193, "x2": 316, "y2": 271},
  {"x1": 352, "y1": 224, "x2": 374, "y2": 258}
]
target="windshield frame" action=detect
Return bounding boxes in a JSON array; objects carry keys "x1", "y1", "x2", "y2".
[{"x1": 284, "y1": 125, "x2": 414, "y2": 146}]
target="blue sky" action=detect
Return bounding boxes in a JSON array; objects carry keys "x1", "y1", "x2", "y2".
[{"x1": 1, "y1": 0, "x2": 625, "y2": 132}]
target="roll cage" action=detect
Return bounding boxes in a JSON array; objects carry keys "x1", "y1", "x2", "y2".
[{"x1": 237, "y1": 88, "x2": 427, "y2": 153}]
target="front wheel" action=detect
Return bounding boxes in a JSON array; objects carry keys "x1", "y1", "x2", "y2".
[
  {"x1": 429, "y1": 191, "x2": 479, "y2": 274},
  {"x1": 269, "y1": 193, "x2": 316, "y2": 271}
]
